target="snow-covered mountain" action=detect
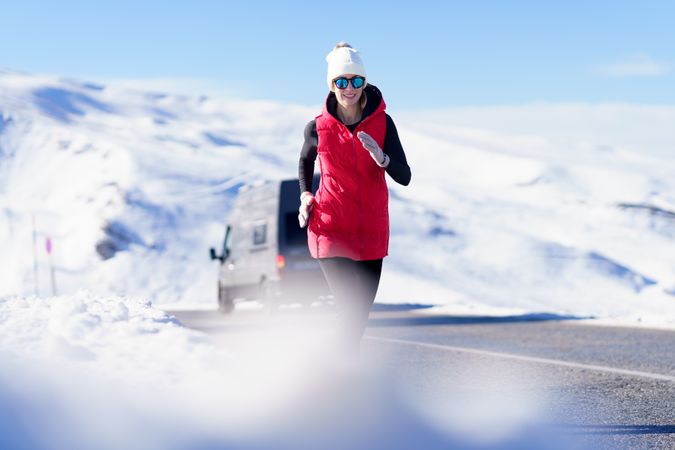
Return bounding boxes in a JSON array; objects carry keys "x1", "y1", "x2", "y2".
[
  {"x1": 1, "y1": 68, "x2": 674, "y2": 326},
  {"x1": 0, "y1": 68, "x2": 311, "y2": 306}
]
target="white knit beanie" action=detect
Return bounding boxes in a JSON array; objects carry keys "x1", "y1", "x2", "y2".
[{"x1": 325, "y1": 42, "x2": 367, "y2": 91}]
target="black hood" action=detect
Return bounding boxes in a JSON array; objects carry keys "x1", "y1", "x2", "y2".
[{"x1": 326, "y1": 84, "x2": 384, "y2": 123}]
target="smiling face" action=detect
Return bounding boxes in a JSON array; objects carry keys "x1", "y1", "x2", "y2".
[{"x1": 333, "y1": 74, "x2": 365, "y2": 109}]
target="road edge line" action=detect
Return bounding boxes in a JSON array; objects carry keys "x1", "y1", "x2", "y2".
[{"x1": 365, "y1": 335, "x2": 675, "y2": 383}]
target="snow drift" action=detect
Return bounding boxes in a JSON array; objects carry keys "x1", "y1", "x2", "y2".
[{"x1": 0, "y1": 290, "x2": 583, "y2": 450}]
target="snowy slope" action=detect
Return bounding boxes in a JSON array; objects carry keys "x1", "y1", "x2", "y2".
[
  {"x1": 0, "y1": 68, "x2": 312, "y2": 306},
  {"x1": 1, "y1": 68, "x2": 674, "y2": 326},
  {"x1": 387, "y1": 106, "x2": 675, "y2": 326}
]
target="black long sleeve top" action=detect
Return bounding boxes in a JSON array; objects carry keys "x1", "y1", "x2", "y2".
[{"x1": 298, "y1": 85, "x2": 411, "y2": 193}]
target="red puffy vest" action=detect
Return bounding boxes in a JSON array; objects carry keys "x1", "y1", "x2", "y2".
[{"x1": 308, "y1": 93, "x2": 389, "y2": 260}]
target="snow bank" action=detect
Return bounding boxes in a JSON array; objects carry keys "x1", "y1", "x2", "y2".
[
  {"x1": 0, "y1": 291, "x2": 582, "y2": 450},
  {"x1": 0, "y1": 290, "x2": 221, "y2": 450}
]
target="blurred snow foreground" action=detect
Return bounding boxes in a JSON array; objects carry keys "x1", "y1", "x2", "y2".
[{"x1": 0, "y1": 290, "x2": 582, "y2": 450}]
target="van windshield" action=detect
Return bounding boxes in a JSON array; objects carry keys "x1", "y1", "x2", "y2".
[{"x1": 285, "y1": 213, "x2": 307, "y2": 247}]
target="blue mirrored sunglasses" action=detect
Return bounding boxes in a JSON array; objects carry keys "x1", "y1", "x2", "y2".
[{"x1": 333, "y1": 76, "x2": 366, "y2": 90}]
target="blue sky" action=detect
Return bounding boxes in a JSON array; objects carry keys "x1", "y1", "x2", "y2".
[{"x1": 1, "y1": 0, "x2": 673, "y2": 109}]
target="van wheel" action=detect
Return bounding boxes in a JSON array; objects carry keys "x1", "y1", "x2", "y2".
[{"x1": 218, "y1": 283, "x2": 235, "y2": 314}]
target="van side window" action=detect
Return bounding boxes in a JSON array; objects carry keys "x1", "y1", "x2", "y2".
[{"x1": 252, "y1": 222, "x2": 267, "y2": 246}]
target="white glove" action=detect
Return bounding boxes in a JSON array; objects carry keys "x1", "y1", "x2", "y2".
[
  {"x1": 298, "y1": 191, "x2": 315, "y2": 228},
  {"x1": 357, "y1": 131, "x2": 389, "y2": 168}
]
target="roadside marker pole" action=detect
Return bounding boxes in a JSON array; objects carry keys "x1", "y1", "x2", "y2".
[
  {"x1": 31, "y1": 214, "x2": 39, "y2": 297},
  {"x1": 46, "y1": 236, "x2": 57, "y2": 296}
]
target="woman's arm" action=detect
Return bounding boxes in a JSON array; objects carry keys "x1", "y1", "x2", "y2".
[
  {"x1": 298, "y1": 120, "x2": 318, "y2": 193},
  {"x1": 383, "y1": 114, "x2": 411, "y2": 186}
]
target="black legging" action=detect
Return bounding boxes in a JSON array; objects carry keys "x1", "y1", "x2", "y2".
[{"x1": 318, "y1": 257, "x2": 383, "y2": 357}]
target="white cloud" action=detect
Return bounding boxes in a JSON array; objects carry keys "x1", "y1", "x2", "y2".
[{"x1": 595, "y1": 53, "x2": 671, "y2": 77}]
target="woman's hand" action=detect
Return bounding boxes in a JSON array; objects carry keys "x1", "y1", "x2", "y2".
[
  {"x1": 357, "y1": 131, "x2": 389, "y2": 168},
  {"x1": 298, "y1": 191, "x2": 315, "y2": 228}
]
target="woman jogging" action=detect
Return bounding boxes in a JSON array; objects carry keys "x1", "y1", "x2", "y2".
[{"x1": 298, "y1": 42, "x2": 411, "y2": 359}]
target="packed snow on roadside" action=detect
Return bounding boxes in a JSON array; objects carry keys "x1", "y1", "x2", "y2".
[{"x1": 0, "y1": 290, "x2": 582, "y2": 450}]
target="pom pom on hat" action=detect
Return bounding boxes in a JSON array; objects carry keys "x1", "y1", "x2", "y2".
[{"x1": 326, "y1": 42, "x2": 367, "y2": 91}]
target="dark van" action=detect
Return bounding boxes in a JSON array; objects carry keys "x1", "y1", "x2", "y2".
[{"x1": 209, "y1": 175, "x2": 329, "y2": 313}]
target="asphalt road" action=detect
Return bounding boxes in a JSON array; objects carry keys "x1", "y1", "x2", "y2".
[{"x1": 167, "y1": 304, "x2": 675, "y2": 450}]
